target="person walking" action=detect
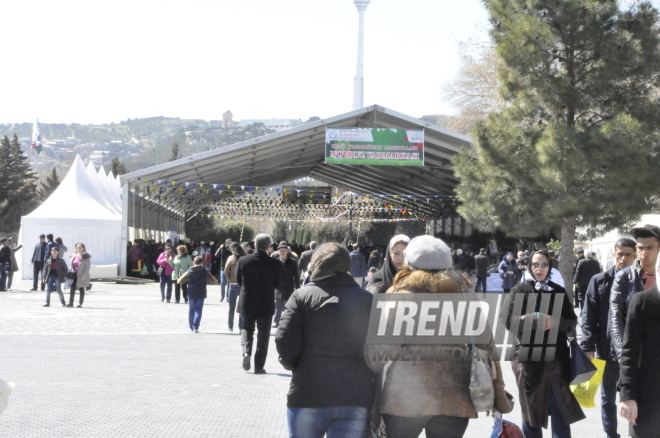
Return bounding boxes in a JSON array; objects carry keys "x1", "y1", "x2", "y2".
[
  {"x1": 498, "y1": 252, "x2": 517, "y2": 293},
  {"x1": 367, "y1": 235, "x2": 411, "y2": 294},
  {"x1": 169, "y1": 245, "x2": 193, "y2": 304},
  {"x1": 215, "y1": 238, "x2": 233, "y2": 302},
  {"x1": 42, "y1": 246, "x2": 68, "y2": 307},
  {"x1": 177, "y1": 256, "x2": 218, "y2": 333},
  {"x1": 236, "y1": 234, "x2": 284, "y2": 374},
  {"x1": 581, "y1": 238, "x2": 636, "y2": 438},
  {"x1": 6, "y1": 239, "x2": 21, "y2": 291},
  {"x1": 30, "y1": 234, "x2": 48, "y2": 291},
  {"x1": 156, "y1": 244, "x2": 176, "y2": 302},
  {"x1": 504, "y1": 249, "x2": 584, "y2": 438},
  {"x1": 610, "y1": 224, "x2": 660, "y2": 362},
  {"x1": 276, "y1": 242, "x2": 375, "y2": 438},
  {"x1": 367, "y1": 249, "x2": 381, "y2": 272},
  {"x1": 618, "y1": 253, "x2": 660, "y2": 438},
  {"x1": 298, "y1": 241, "x2": 317, "y2": 277},
  {"x1": 515, "y1": 251, "x2": 528, "y2": 284},
  {"x1": 224, "y1": 242, "x2": 245, "y2": 332},
  {"x1": 474, "y1": 248, "x2": 489, "y2": 292},
  {"x1": 54, "y1": 237, "x2": 68, "y2": 258},
  {"x1": 44, "y1": 234, "x2": 57, "y2": 257},
  {"x1": 349, "y1": 244, "x2": 368, "y2": 287},
  {"x1": 573, "y1": 251, "x2": 602, "y2": 310},
  {"x1": 273, "y1": 241, "x2": 301, "y2": 327},
  {"x1": 67, "y1": 243, "x2": 91, "y2": 308},
  {"x1": 0, "y1": 239, "x2": 11, "y2": 292},
  {"x1": 365, "y1": 236, "x2": 511, "y2": 438}
]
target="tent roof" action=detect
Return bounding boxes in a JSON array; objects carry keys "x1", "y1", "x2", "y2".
[
  {"x1": 27, "y1": 155, "x2": 121, "y2": 221},
  {"x1": 120, "y1": 105, "x2": 471, "y2": 215}
]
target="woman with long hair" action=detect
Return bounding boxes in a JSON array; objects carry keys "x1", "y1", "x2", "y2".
[
  {"x1": 156, "y1": 244, "x2": 176, "y2": 302},
  {"x1": 504, "y1": 249, "x2": 584, "y2": 438},
  {"x1": 366, "y1": 235, "x2": 411, "y2": 294},
  {"x1": 67, "y1": 243, "x2": 91, "y2": 308},
  {"x1": 170, "y1": 245, "x2": 193, "y2": 304},
  {"x1": 224, "y1": 242, "x2": 245, "y2": 332}
]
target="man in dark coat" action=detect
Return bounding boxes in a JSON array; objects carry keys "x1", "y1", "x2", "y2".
[
  {"x1": 214, "y1": 238, "x2": 233, "y2": 302},
  {"x1": 474, "y1": 248, "x2": 489, "y2": 292},
  {"x1": 273, "y1": 241, "x2": 300, "y2": 327},
  {"x1": 236, "y1": 233, "x2": 284, "y2": 374},
  {"x1": 30, "y1": 234, "x2": 48, "y2": 291},
  {"x1": 619, "y1": 254, "x2": 660, "y2": 438},
  {"x1": 573, "y1": 251, "x2": 602, "y2": 309},
  {"x1": 298, "y1": 241, "x2": 317, "y2": 277},
  {"x1": 0, "y1": 238, "x2": 12, "y2": 292},
  {"x1": 581, "y1": 238, "x2": 636, "y2": 438},
  {"x1": 349, "y1": 244, "x2": 368, "y2": 287}
]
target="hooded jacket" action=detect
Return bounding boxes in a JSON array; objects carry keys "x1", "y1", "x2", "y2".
[{"x1": 178, "y1": 265, "x2": 218, "y2": 299}]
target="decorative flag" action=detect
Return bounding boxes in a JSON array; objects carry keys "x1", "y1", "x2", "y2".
[{"x1": 31, "y1": 119, "x2": 42, "y2": 154}]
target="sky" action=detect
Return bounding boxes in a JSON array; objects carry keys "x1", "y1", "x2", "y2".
[{"x1": 2, "y1": 0, "x2": 490, "y2": 125}]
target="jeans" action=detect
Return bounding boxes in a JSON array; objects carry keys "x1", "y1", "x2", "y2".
[
  {"x1": 273, "y1": 298, "x2": 286, "y2": 326},
  {"x1": 68, "y1": 274, "x2": 85, "y2": 306},
  {"x1": 159, "y1": 275, "x2": 172, "y2": 300},
  {"x1": 382, "y1": 414, "x2": 469, "y2": 438},
  {"x1": 227, "y1": 285, "x2": 240, "y2": 329},
  {"x1": 46, "y1": 276, "x2": 65, "y2": 305},
  {"x1": 188, "y1": 298, "x2": 204, "y2": 330},
  {"x1": 474, "y1": 276, "x2": 487, "y2": 293},
  {"x1": 522, "y1": 393, "x2": 571, "y2": 438},
  {"x1": 287, "y1": 406, "x2": 370, "y2": 438},
  {"x1": 0, "y1": 263, "x2": 6, "y2": 291},
  {"x1": 240, "y1": 314, "x2": 272, "y2": 370},
  {"x1": 175, "y1": 282, "x2": 188, "y2": 303},
  {"x1": 220, "y1": 270, "x2": 229, "y2": 300},
  {"x1": 601, "y1": 360, "x2": 620, "y2": 438},
  {"x1": 33, "y1": 261, "x2": 45, "y2": 290}
]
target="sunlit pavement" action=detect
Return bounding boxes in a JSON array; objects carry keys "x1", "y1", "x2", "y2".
[{"x1": 0, "y1": 279, "x2": 628, "y2": 437}]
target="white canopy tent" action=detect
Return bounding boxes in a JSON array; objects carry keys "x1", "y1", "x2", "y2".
[{"x1": 18, "y1": 155, "x2": 122, "y2": 279}]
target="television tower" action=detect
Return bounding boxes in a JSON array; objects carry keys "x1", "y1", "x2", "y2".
[{"x1": 352, "y1": 0, "x2": 370, "y2": 110}]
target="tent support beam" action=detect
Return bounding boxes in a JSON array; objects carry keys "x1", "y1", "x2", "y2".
[{"x1": 120, "y1": 182, "x2": 129, "y2": 276}]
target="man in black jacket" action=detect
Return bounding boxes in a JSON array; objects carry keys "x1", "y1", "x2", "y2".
[
  {"x1": 0, "y1": 238, "x2": 11, "y2": 292},
  {"x1": 474, "y1": 248, "x2": 489, "y2": 292},
  {"x1": 215, "y1": 238, "x2": 232, "y2": 302},
  {"x1": 236, "y1": 233, "x2": 284, "y2": 374},
  {"x1": 581, "y1": 238, "x2": 635, "y2": 438},
  {"x1": 273, "y1": 241, "x2": 300, "y2": 327},
  {"x1": 573, "y1": 251, "x2": 602, "y2": 309},
  {"x1": 30, "y1": 234, "x2": 48, "y2": 291},
  {"x1": 298, "y1": 241, "x2": 317, "y2": 277}
]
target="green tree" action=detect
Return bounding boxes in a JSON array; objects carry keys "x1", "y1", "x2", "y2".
[
  {"x1": 217, "y1": 221, "x2": 255, "y2": 243},
  {"x1": 454, "y1": 0, "x2": 660, "y2": 290},
  {"x1": 0, "y1": 135, "x2": 38, "y2": 234},
  {"x1": 37, "y1": 167, "x2": 61, "y2": 201},
  {"x1": 111, "y1": 157, "x2": 128, "y2": 176},
  {"x1": 168, "y1": 141, "x2": 179, "y2": 162}
]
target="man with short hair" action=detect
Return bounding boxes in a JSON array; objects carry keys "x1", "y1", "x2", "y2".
[
  {"x1": 45, "y1": 234, "x2": 57, "y2": 257},
  {"x1": 42, "y1": 246, "x2": 68, "y2": 307},
  {"x1": 0, "y1": 239, "x2": 11, "y2": 292},
  {"x1": 273, "y1": 241, "x2": 300, "y2": 327},
  {"x1": 611, "y1": 225, "x2": 660, "y2": 362},
  {"x1": 298, "y1": 241, "x2": 317, "y2": 276},
  {"x1": 574, "y1": 251, "x2": 602, "y2": 310},
  {"x1": 30, "y1": 234, "x2": 48, "y2": 291},
  {"x1": 515, "y1": 250, "x2": 528, "y2": 284},
  {"x1": 474, "y1": 248, "x2": 489, "y2": 292},
  {"x1": 581, "y1": 238, "x2": 636, "y2": 438},
  {"x1": 215, "y1": 238, "x2": 233, "y2": 302},
  {"x1": 236, "y1": 234, "x2": 284, "y2": 374},
  {"x1": 349, "y1": 244, "x2": 367, "y2": 287}
]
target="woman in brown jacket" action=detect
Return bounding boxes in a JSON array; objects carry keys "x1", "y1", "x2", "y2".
[
  {"x1": 224, "y1": 242, "x2": 245, "y2": 332},
  {"x1": 365, "y1": 235, "x2": 510, "y2": 438}
]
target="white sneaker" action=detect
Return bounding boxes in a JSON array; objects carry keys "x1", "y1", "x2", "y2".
[{"x1": 194, "y1": 329, "x2": 199, "y2": 333}]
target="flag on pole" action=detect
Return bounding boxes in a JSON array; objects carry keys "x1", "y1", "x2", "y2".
[{"x1": 31, "y1": 119, "x2": 42, "y2": 154}]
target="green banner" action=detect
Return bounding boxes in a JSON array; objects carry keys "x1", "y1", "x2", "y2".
[{"x1": 325, "y1": 128, "x2": 424, "y2": 166}]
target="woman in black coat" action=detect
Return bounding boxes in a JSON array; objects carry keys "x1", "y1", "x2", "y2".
[
  {"x1": 619, "y1": 257, "x2": 660, "y2": 438},
  {"x1": 504, "y1": 249, "x2": 584, "y2": 438}
]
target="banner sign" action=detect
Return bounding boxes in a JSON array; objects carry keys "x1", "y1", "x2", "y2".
[{"x1": 325, "y1": 128, "x2": 424, "y2": 166}]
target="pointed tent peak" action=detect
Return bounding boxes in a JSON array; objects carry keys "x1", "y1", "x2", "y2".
[
  {"x1": 85, "y1": 161, "x2": 96, "y2": 174},
  {"x1": 107, "y1": 170, "x2": 115, "y2": 179},
  {"x1": 98, "y1": 166, "x2": 107, "y2": 177},
  {"x1": 72, "y1": 154, "x2": 86, "y2": 169}
]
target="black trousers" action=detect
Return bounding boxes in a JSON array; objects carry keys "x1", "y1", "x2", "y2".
[
  {"x1": 383, "y1": 414, "x2": 469, "y2": 438},
  {"x1": 240, "y1": 314, "x2": 272, "y2": 371},
  {"x1": 33, "y1": 261, "x2": 44, "y2": 290},
  {"x1": 175, "y1": 283, "x2": 188, "y2": 303},
  {"x1": 69, "y1": 274, "x2": 85, "y2": 306}
]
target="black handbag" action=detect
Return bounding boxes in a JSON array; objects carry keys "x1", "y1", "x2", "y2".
[
  {"x1": 569, "y1": 337, "x2": 597, "y2": 385},
  {"x1": 66, "y1": 271, "x2": 76, "y2": 280}
]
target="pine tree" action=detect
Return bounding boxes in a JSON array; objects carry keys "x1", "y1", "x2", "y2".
[
  {"x1": 454, "y1": 0, "x2": 660, "y2": 289},
  {"x1": 0, "y1": 135, "x2": 38, "y2": 234},
  {"x1": 111, "y1": 157, "x2": 127, "y2": 176},
  {"x1": 168, "y1": 141, "x2": 179, "y2": 162},
  {"x1": 38, "y1": 167, "x2": 61, "y2": 201}
]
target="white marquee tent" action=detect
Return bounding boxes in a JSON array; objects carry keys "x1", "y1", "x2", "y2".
[{"x1": 18, "y1": 155, "x2": 122, "y2": 279}]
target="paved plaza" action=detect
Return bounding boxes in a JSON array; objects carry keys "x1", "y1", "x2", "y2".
[{"x1": 0, "y1": 278, "x2": 631, "y2": 437}]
